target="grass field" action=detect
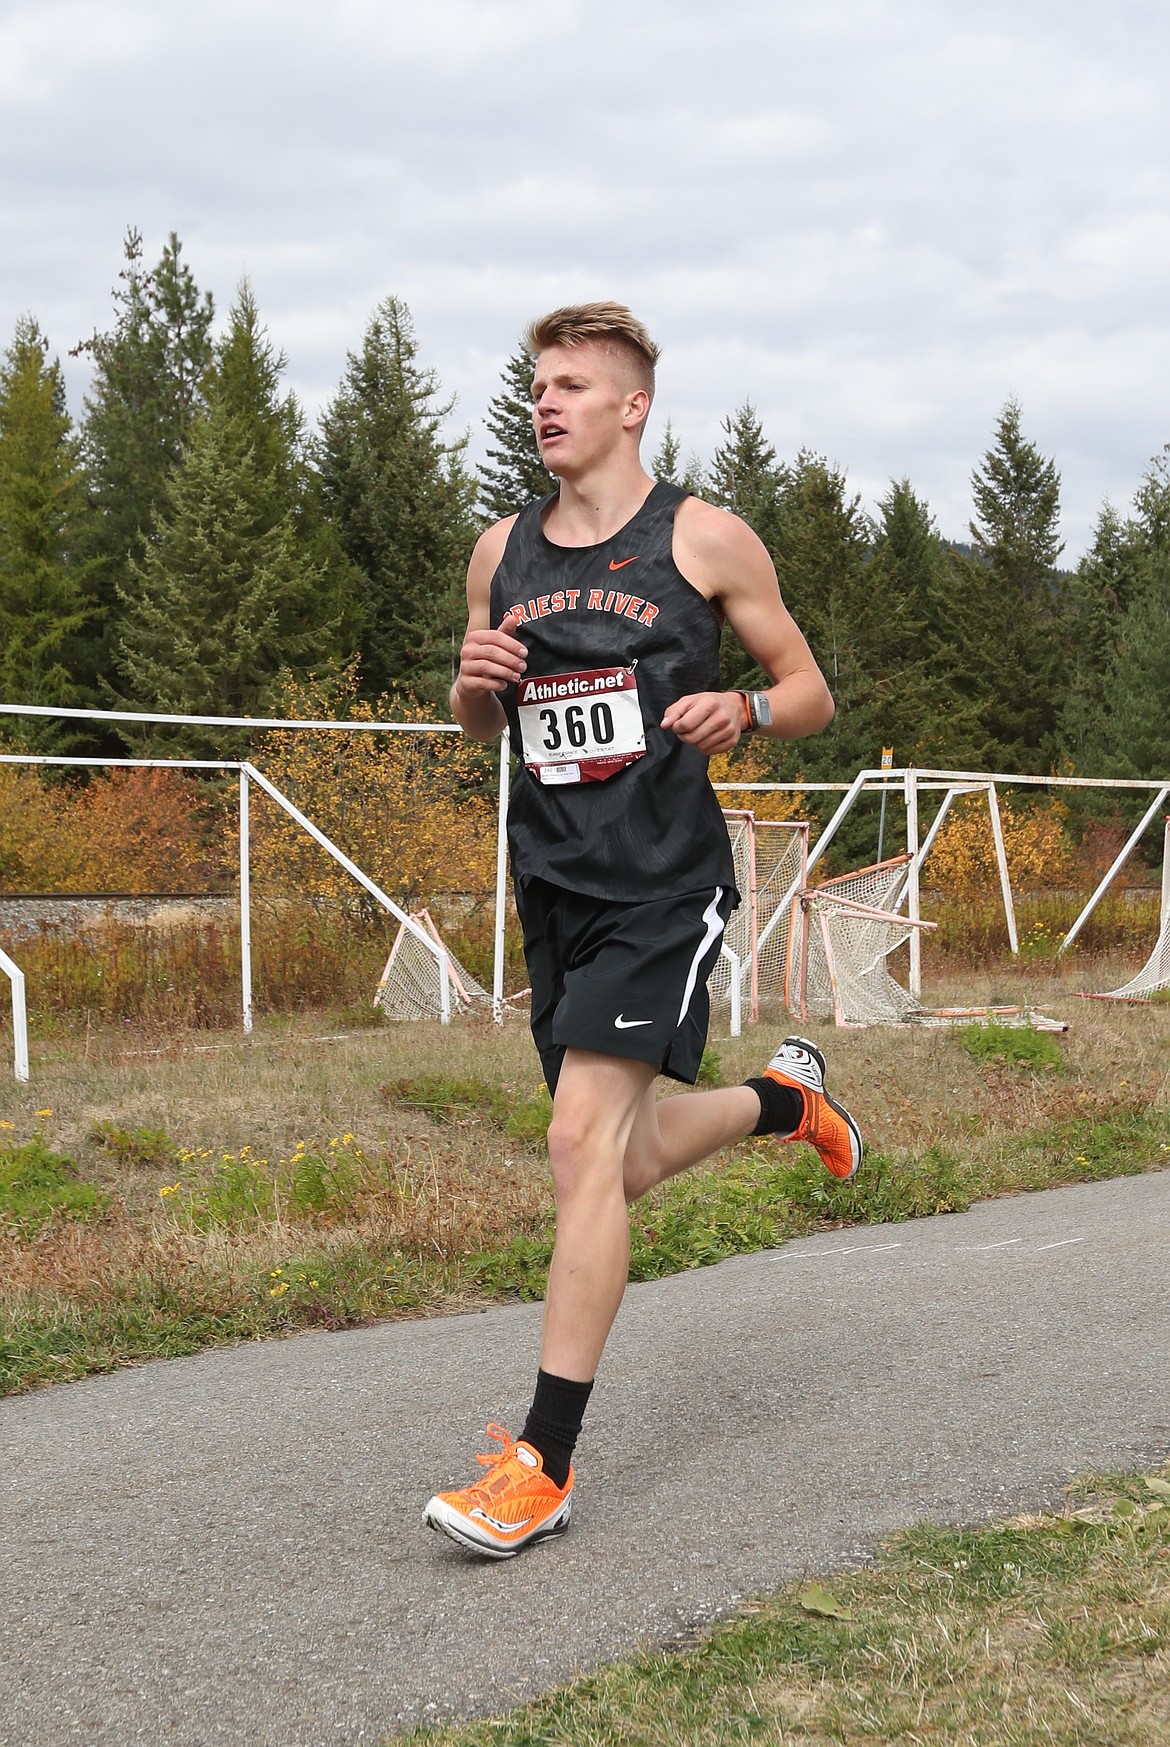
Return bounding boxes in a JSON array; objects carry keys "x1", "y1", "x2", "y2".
[
  {"x1": 1, "y1": 956, "x2": 1167, "y2": 1398},
  {"x1": 3, "y1": 957, "x2": 1168, "y2": 1746},
  {"x1": 390, "y1": 1467, "x2": 1170, "y2": 1746}
]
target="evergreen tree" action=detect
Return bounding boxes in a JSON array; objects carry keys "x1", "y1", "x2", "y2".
[
  {"x1": 75, "y1": 230, "x2": 214, "y2": 700},
  {"x1": 706, "y1": 402, "x2": 786, "y2": 549},
  {"x1": 116, "y1": 285, "x2": 339, "y2": 754},
  {"x1": 1056, "y1": 503, "x2": 1142, "y2": 770},
  {"x1": 1077, "y1": 449, "x2": 1170, "y2": 784},
  {"x1": 847, "y1": 481, "x2": 987, "y2": 771},
  {"x1": 317, "y1": 296, "x2": 477, "y2": 706},
  {"x1": 478, "y1": 347, "x2": 549, "y2": 520},
  {"x1": 1092, "y1": 551, "x2": 1170, "y2": 780},
  {"x1": 652, "y1": 419, "x2": 682, "y2": 483},
  {"x1": 967, "y1": 400, "x2": 1066, "y2": 769},
  {"x1": 705, "y1": 404, "x2": 787, "y2": 693},
  {"x1": 0, "y1": 317, "x2": 91, "y2": 748},
  {"x1": 1131, "y1": 443, "x2": 1170, "y2": 553},
  {"x1": 769, "y1": 451, "x2": 871, "y2": 686},
  {"x1": 970, "y1": 398, "x2": 1064, "y2": 594}
]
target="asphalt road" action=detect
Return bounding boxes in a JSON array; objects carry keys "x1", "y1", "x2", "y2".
[{"x1": 3, "y1": 1171, "x2": 1169, "y2": 1746}]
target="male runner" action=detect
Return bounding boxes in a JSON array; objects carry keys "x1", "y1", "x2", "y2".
[{"x1": 424, "y1": 303, "x2": 861, "y2": 1558}]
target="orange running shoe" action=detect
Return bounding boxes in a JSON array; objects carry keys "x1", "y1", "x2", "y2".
[
  {"x1": 423, "y1": 1424, "x2": 573, "y2": 1559},
  {"x1": 764, "y1": 1036, "x2": 862, "y2": 1180}
]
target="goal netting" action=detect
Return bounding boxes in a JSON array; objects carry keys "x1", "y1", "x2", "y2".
[
  {"x1": 1080, "y1": 819, "x2": 1170, "y2": 1003},
  {"x1": 797, "y1": 856, "x2": 925, "y2": 1026},
  {"x1": 373, "y1": 909, "x2": 491, "y2": 1021},
  {"x1": 709, "y1": 813, "x2": 809, "y2": 1021}
]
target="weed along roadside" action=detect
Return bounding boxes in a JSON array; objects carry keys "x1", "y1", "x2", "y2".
[
  {"x1": 0, "y1": 984, "x2": 1167, "y2": 1397},
  {"x1": 385, "y1": 1468, "x2": 1170, "y2": 1747}
]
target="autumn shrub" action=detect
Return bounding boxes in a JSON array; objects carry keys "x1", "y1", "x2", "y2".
[
  {"x1": 0, "y1": 762, "x2": 227, "y2": 892},
  {"x1": 925, "y1": 792, "x2": 1076, "y2": 893},
  {"x1": 7, "y1": 904, "x2": 409, "y2": 1028},
  {"x1": 247, "y1": 672, "x2": 496, "y2": 908},
  {"x1": 709, "y1": 739, "x2": 818, "y2": 827}
]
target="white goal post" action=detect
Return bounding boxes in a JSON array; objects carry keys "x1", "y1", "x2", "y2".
[{"x1": 709, "y1": 812, "x2": 808, "y2": 1027}]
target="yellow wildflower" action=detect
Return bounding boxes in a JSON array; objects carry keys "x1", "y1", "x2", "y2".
[{"x1": 36, "y1": 1108, "x2": 52, "y2": 1118}]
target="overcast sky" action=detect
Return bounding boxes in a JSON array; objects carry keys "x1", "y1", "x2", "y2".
[{"x1": 3, "y1": 0, "x2": 1168, "y2": 557}]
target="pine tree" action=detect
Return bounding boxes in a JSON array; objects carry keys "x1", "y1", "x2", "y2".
[
  {"x1": 1092, "y1": 551, "x2": 1170, "y2": 780},
  {"x1": 770, "y1": 451, "x2": 871, "y2": 685},
  {"x1": 1078, "y1": 449, "x2": 1170, "y2": 783},
  {"x1": 967, "y1": 400, "x2": 1066, "y2": 769},
  {"x1": 1056, "y1": 503, "x2": 1142, "y2": 770},
  {"x1": 116, "y1": 285, "x2": 339, "y2": 754},
  {"x1": 1131, "y1": 444, "x2": 1170, "y2": 553},
  {"x1": 858, "y1": 482, "x2": 987, "y2": 769},
  {"x1": 317, "y1": 297, "x2": 477, "y2": 706},
  {"x1": 970, "y1": 399, "x2": 1063, "y2": 593},
  {"x1": 0, "y1": 317, "x2": 91, "y2": 748},
  {"x1": 652, "y1": 419, "x2": 682, "y2": 483},
  {"x1": 477, "y1": 347, "x2": 550, "y2": 520},
  {"x1": 706, "y1": 403, "x2": 786, "y2": 549},
  {"x1": 75, "y1": 230, "x2": 214, "y2": 700}
]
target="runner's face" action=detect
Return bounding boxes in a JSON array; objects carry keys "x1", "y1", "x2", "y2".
[{"x1": 531, "y1": 343, "x2": 640, "y2": 477}]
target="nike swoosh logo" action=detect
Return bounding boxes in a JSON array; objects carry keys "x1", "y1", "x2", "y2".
[
  {"x1": 614, "y1": 1014, "x2": 653, "y2": 1029},
  {"x1": 470, "y1": 1507, "x2": 534, "y2": 1533},
  {"x1": 608, "y1": 557, "x2": 638, "y2": 570}
]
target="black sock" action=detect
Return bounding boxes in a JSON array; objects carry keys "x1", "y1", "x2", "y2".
[
  {"x1": 744, "y1": 1076, "x2": 805, "y2": 1137},
  {"x1": 521, "y1": 1368, "x2": 593, "y2": 1488}
]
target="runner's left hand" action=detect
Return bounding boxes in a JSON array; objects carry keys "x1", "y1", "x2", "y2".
[{"x1": 661, "y1": 691, "x2": 744, "y2": 754}]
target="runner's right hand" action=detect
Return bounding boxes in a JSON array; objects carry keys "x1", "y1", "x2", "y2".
[{"x1": 455, "y1": 612, "x2": 528, "y2": 697}]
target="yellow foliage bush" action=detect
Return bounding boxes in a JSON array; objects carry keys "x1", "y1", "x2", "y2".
[
  {"x1": 0, "y1": 763, "x2": 225, "y2": 893},
  {"x1": 925, "y1": 794, "x2": 1075, "y2": 893},
  {"x1": 248, "y1": 674, "x2": 496, "y2": 909},
  {"x1": 708, "y1": 741, "x2": 816, "y2": 826}
]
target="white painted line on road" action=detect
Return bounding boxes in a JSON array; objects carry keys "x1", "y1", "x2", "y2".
[
  {"x1": 957, "y1": 1239, "x2": 1023, "y2": 1252},
  {"x1": 1035, "y1": 1237, "x2": 1088, "y2": 1252},
  {"x1": 780, "y1": 1243, "x2": 904, "y2": 1260}
]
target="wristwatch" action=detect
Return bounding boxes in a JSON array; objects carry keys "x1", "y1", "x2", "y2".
[{"x1": 739, "y1": 691, "x2": 772, "y2": 731}]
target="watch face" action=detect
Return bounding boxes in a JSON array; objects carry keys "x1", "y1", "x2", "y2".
[{"x1": 755, "y1": 693, "x2": 773, "y2": 727}]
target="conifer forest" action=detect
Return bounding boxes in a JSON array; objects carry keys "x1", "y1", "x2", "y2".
[{"x1": 2, "y1": 230, "x2": 1168, "y2": 795}]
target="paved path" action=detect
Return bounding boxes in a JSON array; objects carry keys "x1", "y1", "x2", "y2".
[{"x1": 3, "y1": 1172, "x2": 1169, "y2": 1746}]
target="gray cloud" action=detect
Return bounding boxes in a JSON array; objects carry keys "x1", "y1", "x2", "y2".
[{"x1": 3, "y1": 0, "x2": 1168, "y2": 553}]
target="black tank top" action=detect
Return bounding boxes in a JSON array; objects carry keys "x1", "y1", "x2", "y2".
[{"x1": 490, "y1": 481, "x2": 736, "y2": 902}]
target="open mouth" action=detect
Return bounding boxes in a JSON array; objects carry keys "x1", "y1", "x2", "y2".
[{"x1": 540, "y1": 424, "x2": 566, "y2": 444}]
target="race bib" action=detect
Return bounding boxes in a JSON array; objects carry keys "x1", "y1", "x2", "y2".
[{"x1": 516, "y1": 666, "x2": 646, "y2": 784}]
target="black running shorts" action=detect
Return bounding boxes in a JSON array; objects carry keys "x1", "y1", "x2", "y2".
[{"x1": 518, "y1": 878, "x2": 737, "y2": 1095}]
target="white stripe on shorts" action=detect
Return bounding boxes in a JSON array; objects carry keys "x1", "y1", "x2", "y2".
[{"x1": 676, "y1": 887, "x2": 726, "y2": 1029}]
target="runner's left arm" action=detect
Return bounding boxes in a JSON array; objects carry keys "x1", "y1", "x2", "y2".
[{"x1": 664, "y1": 499, "x2": 834, "y2": 755}]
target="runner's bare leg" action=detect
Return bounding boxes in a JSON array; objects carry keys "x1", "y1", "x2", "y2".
[{"x1": 541, "y1": 1052, "x2": 762, "y2": 1380}]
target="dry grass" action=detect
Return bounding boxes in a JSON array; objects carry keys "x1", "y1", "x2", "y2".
[
  {"x1": 394, "y1": 1470, "x2": 1170, "y2": 1746},
  {"x1": 1, "y1": 955, "x2": 1167, "y2": 1394}
]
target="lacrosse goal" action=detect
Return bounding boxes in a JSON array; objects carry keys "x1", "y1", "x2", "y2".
[
  {"x1": 794, "y1": 855, "x2": 934, "y2": 1027},
  {"x1": 374, "y1": 909, "x2": 491, "y2": 1021},
  {"x1": 709, "y1": 812, "x2": 809, "y2": 1024},
  {"x1": 1079, "y1": 818, "x2": 1170, "y2": 1003}
]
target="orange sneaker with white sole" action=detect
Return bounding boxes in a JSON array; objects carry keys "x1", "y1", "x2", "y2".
[
  {"x1": 423, "y1": 1424, "x2": 573, "y2": 1559},
  {"x1": 764, "y1": 1035, "x2": 862, "y2": 1180}
]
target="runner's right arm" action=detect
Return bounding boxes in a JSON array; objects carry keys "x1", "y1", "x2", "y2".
[{"x1": 450, "y1": 518, "x2": 527, "y2": 741}]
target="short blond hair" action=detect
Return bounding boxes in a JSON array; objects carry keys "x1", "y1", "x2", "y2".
[{"x1": 524, "y1": 302, "x2": 660, "y2": 399}]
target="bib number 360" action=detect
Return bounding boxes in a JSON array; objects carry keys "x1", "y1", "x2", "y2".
[{"x1": 517, "y1": 666, "x2": 646, "y2": 785}]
